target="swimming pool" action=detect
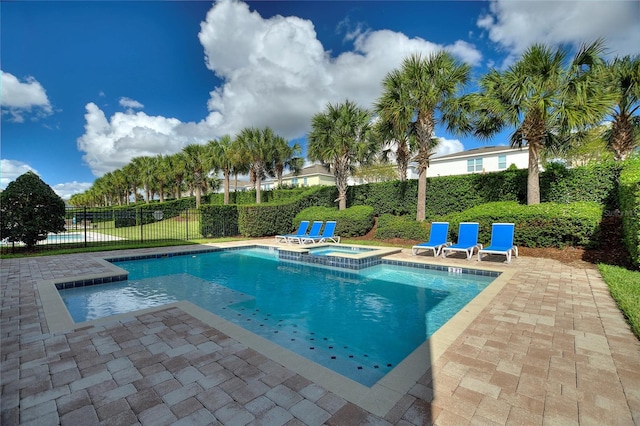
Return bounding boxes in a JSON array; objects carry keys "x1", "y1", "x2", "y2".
[{"x1": 58, "y1": 247, "x2": 496, "y2": 386}]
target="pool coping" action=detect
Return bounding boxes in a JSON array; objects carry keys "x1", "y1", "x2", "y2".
[{"x1": 36, "y1": 242, "x2": 514, "y2": 418}]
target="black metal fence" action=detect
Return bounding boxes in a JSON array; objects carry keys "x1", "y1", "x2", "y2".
[{"x1": 1, "y1": 207, "x2": 239, "y2": 253}]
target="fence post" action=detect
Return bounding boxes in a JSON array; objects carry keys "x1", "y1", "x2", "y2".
[
  {"x1": 139, "y1": 208, "x2": 144, "y2": 243},
  {"x1": 83, "y1": 206, "x2": 88, "y2": 247},
  {"x1": 185, "y1": 209, "x2": 189, "y2": 240}
]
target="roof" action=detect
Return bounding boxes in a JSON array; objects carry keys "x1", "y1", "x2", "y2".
[
  {"x1": 431, "y1": 146, "x2": 526, "y2": 161},
  {"x1": 281, "y1": 164, "x2": 333, "y2": 179}
]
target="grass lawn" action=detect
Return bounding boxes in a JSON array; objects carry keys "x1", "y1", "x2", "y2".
[{"x1": 598, "y1": 263, "x2": 640, "y2": 339}]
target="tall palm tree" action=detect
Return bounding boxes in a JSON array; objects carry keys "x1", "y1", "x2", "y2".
[
  {"x1": 182, "y1": 144, "x2": 211, "y2": 208},
  {"x1": 166, "y1": 152, "x2": 187, "y2": 199},
  {"x1": 308, "y1": 100, "x2": 375, "y2": 210},
  {"x1": 603, "y1": 55, "x2": 640, "y2": 161},
  {"x1": 473, "y1": 40, "x2": 614, "y2": 204},
  {"x1": 236, "y1": 127, "x2": 275, "y2": 204},
  {"x1": 122, "y1": 162, "x2": 142, "y2": 204},
  {"x1": 271, "y1": 136, "x2": 303, "y2": 187},
  {"x1": 129, "y1": 156, "x2": 156, "y2": 204},
  {"x1": 375, "y1": 52, "x2": 471, "y2": 220},
  {"x1": 208, "y1": 135, "x2": 236, "y2": 205}
]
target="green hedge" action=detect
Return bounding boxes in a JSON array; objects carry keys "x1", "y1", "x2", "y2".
[
  {"x1": 199, "y1": 205, "x2": 238, "y2": 238},
  {"x1": 347, "y1": 162, "x2": 619, "y2": 218},
  {"x1": 440, "y1": 201, "x2": 603, "y2": 248},
  {"x1": 294, "y1": 205, "x2": 375, "y2": 237},
  {"x1": 236, "y1": 186, "x2": 337, "y2": 237},
  {"x1": 619, "y1": 157, "x2": 640, "y2": 269},
  {"x1": 374, "y1": 214, "x2": 429, "y2": 241}
]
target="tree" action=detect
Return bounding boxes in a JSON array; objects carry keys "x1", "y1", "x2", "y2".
[
  {"x1": 270, "y1": 136, "x2": 303, "y2": 187},
  {"x1": 236, "y1": 127, "x2": 276, "y2": 204},
  {"x1": 0, "y1": 171, "x2": 66, "y2": 249},
  {"x1": 603, "y1": 55, "x2": 640, "y2": 161},
  {"x1": 375, "y1": 52, "x2": 471, "y2": 220},
  {"x1": 182, "y1": 144, "x2": 211, "y2": 208},
  {"x1": 208, "y1": 135, "x2": 236, "y2": 205},
  {"x1": 308, "y1": 100, "x2": 375, "y2": 210},
  {"x1": 473, "y1": 40, "x2": 614, "y2": 204}
]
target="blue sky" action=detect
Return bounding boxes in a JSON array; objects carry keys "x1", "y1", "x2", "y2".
[{"x1": 2, "y1": 0, "x2": 638, "y2": 199}]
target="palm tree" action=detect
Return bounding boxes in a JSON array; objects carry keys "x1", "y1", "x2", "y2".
[
  {"x1": 122, "y1": 162, "x2": 142, "y2": 204},
  {"x1": 182, "y1": 144, "x2": 211, "y2": 208},
  {"x1": 271, "y1": 136, "x2": 303, "y2": 187},
  {"x1": 308, "y1": 100, "x2": 375, "y2": 210},
  {"x1": 236, "y1": 127, "x2": 275, "y2": 204},
  {"x1": 208, "y1": 135, "x2": 236, "y2": 205},
  {"x1": 166, "y1": 152, "x2": 187, "y2": 199},
  {"x1": 375, "y1": 52, "x2": 471, "y2": 220},
  {"x1": 603, "y1": 55, "x2": 640, "y2": 161},
  {"x1": 129, "y1": 156, "x2": 156, "y2": 204},
  {"x1": 473, "y1": 40, "x2": 614, "y2": 204}
]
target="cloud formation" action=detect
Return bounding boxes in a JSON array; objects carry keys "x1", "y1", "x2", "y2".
[
  {"x1": 198, "y1": 0, "x2": 481, "y2": 140},
  {"x1": 478, "y1": 0, "x2": 640, "y2": 66},
  {"x1": 77, "y1": 103, "x2": 211, "y2": 177},
  {"x1": 0, "y1": 71, "x2": 53, "y2": 122},
  {"x1": 77, "y1": 0, "x2": 481, "y2": 177},
  {"x1": 0, "y1": 159, "x2": 38, "y2": 189}
]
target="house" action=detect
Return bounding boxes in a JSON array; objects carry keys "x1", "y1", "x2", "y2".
[
  {"x1": 422, "y1": 146, "x2": 529, "y2": 178},
  {"x1": 262, "y1": 164, "x2": 335, "y2": 190}
]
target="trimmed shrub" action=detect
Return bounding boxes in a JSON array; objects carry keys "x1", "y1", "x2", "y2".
[
  {"x1": 374, "y1": 214, "x2": 429, "y2": 241},
  {"x1": 440, "y1": 201, "x2": 603, "y2": 248},
  {"x1": 294, "y1": 205, "x2": 375, "y2": 237},
  {"x1": 199, "y1": 205, "x2": 239, "y2": 238},
  {"x1": 619, "y1": 157, "x2": 640, "y2": 269},
  {"x1": 235, "y1": 186, "x2": 338, "y2": 237}
]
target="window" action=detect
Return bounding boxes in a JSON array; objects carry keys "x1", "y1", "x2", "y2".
[
  {"x1": 498, "y1": 155, "x2": 507, "y2": 169},
  {"x1": 303, "y1": 177, "x2": 308, "y2": 186},
  {"x1": 467, "y1": 158, "x2": 483, "y2": 172},
  {"x1": 292, "y1": 178, "x2": 298, "y2": 186}
]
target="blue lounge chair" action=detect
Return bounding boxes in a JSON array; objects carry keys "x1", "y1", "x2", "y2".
[
  {"x1": 275, "y1": 220, "x2": 310, "y2": 243},
  {"x1": 478, "y1": 223, "x2": 518, "y2": 263},
  {"x1": 442, "y1": 222, "x2": 482, "y2": 260},
  {"x1": 412, "y1": 222, "x2": 450, "y2": 256},
  {"x1": 301, "y1": 220, "x2": 340, "y2": 244},
  {"x1": 290, "y1": 221, "x2": 323, "y2": 244}
]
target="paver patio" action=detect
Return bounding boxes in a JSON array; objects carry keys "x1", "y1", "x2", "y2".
[{"x1": 1, "y1": 241, "x2": 639, "y2": 425}]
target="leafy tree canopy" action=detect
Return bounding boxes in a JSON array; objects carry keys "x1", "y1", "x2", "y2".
[{"x1": 0, "y1": 171, "x2": 66, "y2": 248}]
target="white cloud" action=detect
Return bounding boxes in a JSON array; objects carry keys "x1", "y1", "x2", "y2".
[
  {"x1": 478, "y1": 0, "x2": 640, "y2": 66},
  {"x1": 78, "y1": 0, "x2": 483, "y2": 178},
  {"x1": 0, "y1": 71, "x2": 53, "y2": 122},
  {"x1": 51, "y1": 181, "x2": 93, "y2": 200},
  {"x1": 0, "y1": 159, "x2": 38, "y2": 189},
  {"x1": 198, "y1": 0, "x2": 482, "y2": 139},
  {"x1": 119, "y1": 97, "x2": 144, "y2": 110},
  {"x1": 433, "y1": 137, "x2": 465, "y2": 157},
  {"x1": 76, "y1": 102, "x2": 212, "y2": 177}
]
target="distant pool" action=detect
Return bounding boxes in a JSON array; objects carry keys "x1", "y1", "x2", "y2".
[{"x1": 58, "y1": 247, "x2": 497, "y2": 386}]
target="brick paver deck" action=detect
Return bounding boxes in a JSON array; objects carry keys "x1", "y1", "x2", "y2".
[{"x1": 1, "y1": 242, "x2": 639, "y2": 425}]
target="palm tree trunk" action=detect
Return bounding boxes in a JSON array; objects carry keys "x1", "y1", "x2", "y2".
[
  {"x1": 224, "y1": 170, "x2": 230, "y2": 205},
  {"x1": 416, "y1": 167, "x2": 427, "y2": 221},
  {"x1": 527, "y1": 144, "x2": 541, "y2": 205}
]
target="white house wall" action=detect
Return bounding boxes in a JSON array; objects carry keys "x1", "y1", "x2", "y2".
[{"x1": 427, "y1": 150, "x2": 529, "y2": 177}]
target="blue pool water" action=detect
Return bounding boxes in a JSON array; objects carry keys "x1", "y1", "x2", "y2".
[{"x1": 59, "y1": 247, "x2": 495, "y2": 386}]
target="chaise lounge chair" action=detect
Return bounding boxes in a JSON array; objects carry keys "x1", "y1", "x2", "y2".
[
  {"x1": 478, "y1": 223, "x2": 518, "y2": 263},
  {"x1": 441, "y1": 222, "x2": 482, "y2": 260},
  {"x1": 412, "y1": 222, "x2": 450, "y2": 256},
  {"x1": 275, "y1": 220, "x2": 310, "y2": 243},
  {"x1": 301, "y1": 220, "x2": 340, "y2": 244},
  {"x1": 290, "y1": 221, "x2": 323, "y2": 244}
]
